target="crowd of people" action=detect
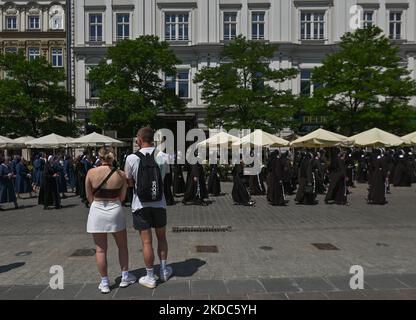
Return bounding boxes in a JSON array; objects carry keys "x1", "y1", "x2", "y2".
[{"x1": 1, "y1": 146, "x2": 416, "y2": 211}]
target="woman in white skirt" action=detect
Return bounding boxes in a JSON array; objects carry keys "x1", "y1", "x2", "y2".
[{"x1": 85, "y1": 147, "x2": 136, "y2": 294}]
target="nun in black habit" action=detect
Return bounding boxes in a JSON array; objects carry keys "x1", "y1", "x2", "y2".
[
  {"x1": 38, "y1": 156, "x2": 61, "y2": 210},
  {"x1": 232, "y1": 161, "x2": 255, "y2": 206},
  {"x1": 173, "y1": 164, "x2": 186, "y2": 195},
  {"x1": 164, "y1": 164, "x2": 175, "y2": 206},
  {"x1": 325, "y1": 150, "x2": 348, "y2": 205},
  {"x1": 281, "y1": 152, "x2": 296, "y2": 195},
  {"x1": 207, "y1": 164, "x2": 221, "y2": 196},
  {"x1": 392, "y1": 150, "x2": 412, "y2": 187},
  {"x1": 345, "y1": 150, "x2": 356, "y2": 188},
  {"x1": 367, "y1": 149, "x2": 388, "y2": 205},
  {"x1": 311, "y1": 152, "x2": 326, "y2": 195},
  {"x1": 249, "y1": 158, "x2": 266, "y2": 196},
  {"x1": 295, "y1": 152, "x2": 318, "y2": 205},
  {"x1": 267, "y1": 151, "x2": 287, "y2": 206},
  {"x1": 182, "y1": 162, "x2": 209, "y2": 205},
  {"x1": 356, "y1": 152, "x2": 369, "y2": 183}
]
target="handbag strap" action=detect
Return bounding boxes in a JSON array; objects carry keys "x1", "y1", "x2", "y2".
[{"x1": 93, "y1": 167, "x2": 117, "y2": 195}]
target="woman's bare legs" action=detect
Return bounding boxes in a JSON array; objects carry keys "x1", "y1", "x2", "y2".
[
  {"x1": 112, "y1": 229, "x2": 129, "y2": 272},
  {"x1": 92, "y1": 233, "x2": 108, "y2": 277}
]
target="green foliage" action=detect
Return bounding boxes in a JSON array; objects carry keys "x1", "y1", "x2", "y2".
[
  {"x1": 307, "y1": 26, "x2": 416, "y2": 136},
  {"x1": 194, "y1": 35, "x2": 299, "y2": 132},
  {"x1": 0, "y1": 50, "x2": 74, "y2": 137},
  {"x1": 88, "y1": 36, "x2": 185, "y2": 137}
]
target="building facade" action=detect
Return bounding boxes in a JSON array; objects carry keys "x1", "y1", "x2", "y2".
[
  {"x1": 71, "y1": 0, "x2": 416, "y2": 133},
  {"x1": 0, "y1": 1, "x2": 68, "y2": 79}
]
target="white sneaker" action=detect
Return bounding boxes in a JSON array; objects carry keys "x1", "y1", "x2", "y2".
[
  {"x1": 119, "y1": 273, "x2": 137, "y2": 288},
  {"x1": 160, "y1": 266, "x2": 173, "y2": 282},
  {"x1": 139, "y1": 275, "x2": 157, "y2": 289},
  {"x1": 98, "y1": 283, "x2": 111, "y2": 294}
]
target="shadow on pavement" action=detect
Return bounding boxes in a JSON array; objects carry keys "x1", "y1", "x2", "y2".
[
  {"x1": 113, "y1": 258, "x2": 206, "y2": 287},
  {"x1": 0, "y1": 262, "x2": 25, "y2": 274}
]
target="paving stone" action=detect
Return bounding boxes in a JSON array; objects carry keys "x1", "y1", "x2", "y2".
[
  {"x1": 364, "y1": 274, "x2": 409, "y2": 290},
  {"x1": 191, "y1": 280, "x2": 227, "y2": 295},
  {"x1": 170, "y1": 294, "x2": 210, "y2": 300},
  {"x1": 361, "y1": 290, "x2": 408, "y2": 300},
  {"x1": 325, "y1": 291, "x2": 368, "y2": 300},
  {"x1": 287, "y1": 292, "x2": 329, "y2": 300},
  {"x1": 37, "y1": 284, "x2": 84, "y2": 300},
  {"x1": 112, "y1": 283, "x2": 154, "y2": 299},
  {"x1": 74, "y1": 283, "x2": 116, "y2": 300},
  {"x1": 247, "y1": 293, "x2": 288, "y2": 300},
  {"x1": 293, "y1": 277, "x2": 335, "y2": 292},
  {"x1": 224, "y1": 279, "x2": 265, "y2": 295},
  {"x1": 325, "y1": 276, "x2": 356, "y2": 291},
  {"x1": 153, "y1": 281, "x2": 190, "y2": 297},
  {"x1": 0, "y1": 286, "x2": 12, "y2": 296},
  {"x1": 1, "y1": 285, "x2": 47, "y2": 300},
  {"x1": 395, "y1": 274, "x2": 416, "y2": 288},
  {"x1": 397, "y1": 289, "x2": 416, "y2": 300},
  {"x1": 259, "y1": 278, "x2": 300, "y2": 293},
  {"x1": 209, "y1": 294, "x2": 249, "y2": 300}
]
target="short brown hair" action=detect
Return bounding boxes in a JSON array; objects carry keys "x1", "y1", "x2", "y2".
[{"x1": 137, "y1": 126, "x2": 154, "y2": 143}]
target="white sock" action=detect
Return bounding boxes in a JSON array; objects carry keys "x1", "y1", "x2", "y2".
[
  {"x1": 121, "y1": 271, "x2": 129, "y2": 280},
  {"x1": 101, "y1": 276, "x2": 109, "y2": 286},
  {"x1": 146, "y1": 268, "x2": 154, "y2": 279},
  {"x1": 161, "y1": 260, "x2": 167, "y2": 271}
]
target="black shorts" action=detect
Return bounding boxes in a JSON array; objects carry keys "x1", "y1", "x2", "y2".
[{"x1": 133, "y1": 207, "x2": 167, "y2": 231}]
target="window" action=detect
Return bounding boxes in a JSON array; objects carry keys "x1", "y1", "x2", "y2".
[
  {"x1": 89, "y1": 14, "x2": 103, "y2": 42},
  {"x1": 252, "y1": 72, "x2": 264, "y2": 91},
  {"x1": 300, "y1": 70, "x2": 313, "y2": 96},
  {"x1": 5, "y1": 47, "x2": 17, "y2": 54},
  {"x1": 224, "y1": 12, "x2": 237, "y2": 40},
  {"x1": 50, "y1": 5, "x2": 64, "y2": 30},
  {"x1": 28, "y1": 48, "x2": 40, "y2": 61},
  {"x1": 165, "y1": 70, "x2": 190, "y2": 98},
  {"x1": 6, "y1": 16, "x2": 17, "y2": 30},
  {"x1": 301, "y1": 12, "x2": 325, "y2": 40},
  {"x1": 116, "y1": 13, "x2": 130, "y2": 40},
  {"x1": 28, "y1": 16, "x2": 40, "y2": 30},
  {"x1": 252, "y1": 12, "x2": 265, "y2": 40},
  {"x1": 389, "y1": 12, "x2": 402, "y2": 40},
  {"x1": 363, "y1": 11, "x2": 374, "y2": 28},
  {"x1": 89, "y1": 81, "x2": 99, "y2": 98},
  {"x1": 51, "y1": 48, "x2": 63, "y2": 67},
  {"x1": 51, "y1": 16, "x2": 63, "y2": 30},
  {"x1": 165, "y1": 13, "x2": 189, "y2": 41}
]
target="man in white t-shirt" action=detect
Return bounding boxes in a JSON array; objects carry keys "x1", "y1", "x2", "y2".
[{"x1": 125, "y1": 127, "x2": 172, "y2": 289}]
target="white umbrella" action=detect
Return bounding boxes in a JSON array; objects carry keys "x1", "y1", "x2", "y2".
[
  {"x1": 13, "y1": 136, "x2": 35, "y2": 144},
  {"x1": 401, "y1": 132, "x2": 416, "y2": 146},
  {"x1": 290, "y1": 128, "x2": 351, "y2": 148},
  {"x1": 197, "y1": 132, "x2": 240, "y2": 148},
  {"x1": 26, "y1": 133, "x2": 73, "y2": 148},
  {"x1": 0, "y1": 135, "x2": 15, "y2": 148},
  {"x1": 233, "y1": 130, "x2": 289, "y2": 147},
  {"x1": 69, "y1": 132, "x2": 124, "y2": 147},
  {"x1": 349, "y1": 128, "x2": 404, "y2": 147}
]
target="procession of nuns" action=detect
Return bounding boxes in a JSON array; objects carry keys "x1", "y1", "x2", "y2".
[
  {"x1": 2, "y1": 146, "x2": 416, "y2": 210},
  {"x1": 163, "y1": 147, "x2": 416, "y2": 207}
]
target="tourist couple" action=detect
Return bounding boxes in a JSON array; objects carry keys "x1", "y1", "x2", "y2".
[{"x1": 85, "y1": 127, "x2": 172, "y2": 294}]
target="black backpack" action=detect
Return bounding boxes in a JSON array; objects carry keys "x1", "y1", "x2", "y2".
[{"x1": 135, "y1": 149, "x2": 164, "y2": 202}]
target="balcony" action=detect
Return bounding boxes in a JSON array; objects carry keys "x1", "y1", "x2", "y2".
[{"x1": 86, "y1": 99, "x2": 100, "y2": 108}]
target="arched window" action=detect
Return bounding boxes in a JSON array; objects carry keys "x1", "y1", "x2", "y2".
[{"x1": 49, "y1": 5, "x2": 64, "y2": 30}]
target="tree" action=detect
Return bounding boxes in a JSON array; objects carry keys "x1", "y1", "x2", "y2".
[
  {"x1": 0, "y1": 51, "x2": 75, "y2": 137},
  {"x1": 307, "y1": 26, "x2": 416, "y2": 136},
  {"x1": 88, "y1": 35, "x2": 185, "y2": 137},
  {"x1": 194, "y1": 35, "x2": 299, "y2": 131}
]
